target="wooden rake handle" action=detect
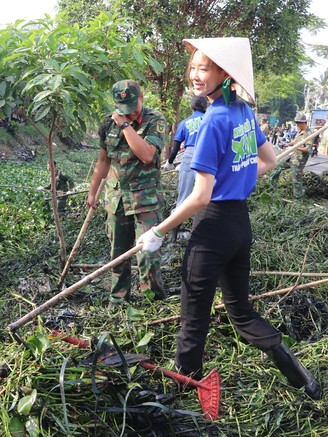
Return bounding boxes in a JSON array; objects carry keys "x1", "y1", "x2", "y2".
[
  {"x1": 58, "y1": 178, "x2": 106, "y2": 287},
  {"x1": 8, "y1": 244, "x2": 142, "y2": 332},
  {"x1": 277, "y1": 122, "x2": 328, "y2": 162}
]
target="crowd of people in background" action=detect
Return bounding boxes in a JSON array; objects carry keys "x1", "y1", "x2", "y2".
[
  {"x1": 259, "y1": 117, "x2": 322, "y2": 156},
  {"x1": 260, "y1": 118, "x2": 298, "y2": 146}
]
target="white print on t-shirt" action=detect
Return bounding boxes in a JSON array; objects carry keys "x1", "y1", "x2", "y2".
[
  {"x1": 231, "y1": 118, "x2": 258, "y2": 172},
  {"x1": 185, "y1": 116, "x2": 203, "y2": 134},
  {"x1": 231, "y1": 156, "x2": 258, "y2": 172}
]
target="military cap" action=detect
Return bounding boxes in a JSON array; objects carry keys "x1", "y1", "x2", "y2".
[
  {"x1": 294, "y1": 113, "x2": 307, "y2": 123},
  {"x1": 112, "y1": 80, "x2": 141, "y2": 115}
]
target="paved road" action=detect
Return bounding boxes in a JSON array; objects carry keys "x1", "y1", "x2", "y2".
[{"x1": 305, "y1": 154, "x2": 328, "y2": 175}]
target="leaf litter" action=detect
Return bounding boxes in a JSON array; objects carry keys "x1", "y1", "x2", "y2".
[{"x1": 0, "y1": 143, "x2": 327, "y2": 436}]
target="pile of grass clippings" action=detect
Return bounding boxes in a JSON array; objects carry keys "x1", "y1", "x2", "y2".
[{"x1": 0, "y1": 141, "x2": 327, "y2": 436}]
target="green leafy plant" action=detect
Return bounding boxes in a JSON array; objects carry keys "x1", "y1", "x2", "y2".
[{"x1": 0, "y1": 11, "x2": 163, "y2": 267}]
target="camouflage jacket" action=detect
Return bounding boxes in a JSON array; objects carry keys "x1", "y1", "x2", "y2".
[
  {"x1": 294, "y1": 128, "x2": 312, "y2": 151},
  {"x1": 99, "y1": 106, "x2": 166, "y2": 216},
  {"x1": 46, "y1": 171, "x2": 74, "y2": 193},
  {"x1": 290, "y1": 128, "x2": 312, "y2": 166}
]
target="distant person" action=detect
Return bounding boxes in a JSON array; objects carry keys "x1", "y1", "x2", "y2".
[
  {"x1": 38, "y1": 161, "x2": 74, "y2": 213},
  {"x1": 279, "y1": 124, "x2": 286, "y2": 138},
  {"x1": 271, "y1": 114, "x2": 312, "y2": 198},
  {"x1": 163, "y1": 96, "x2": 208, "y2": 242},
  {"x1": 311, "y1": 127, "x2": 320, "y2": 157},
  {"x1": 290, "y1": 123, "x2": 298, "y2": 139},
  {"x1": 260, "y1": 117, "x2": 270, "y2": 140},
  {"x1": 271, "y1": 124, "x2": 279, "y2": 145}
]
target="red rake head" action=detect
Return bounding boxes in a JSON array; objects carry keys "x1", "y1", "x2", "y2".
[
  {"x1": 197, "y1": 368, "x2": 220, "y2": 421},
  {"x1": 50, "y1": 331, "x2": 221, "y2": 421}
]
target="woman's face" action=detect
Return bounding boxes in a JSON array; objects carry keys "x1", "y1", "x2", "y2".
[{"x1": 189, "y1": 50, "x2": 227, "y2": 102}]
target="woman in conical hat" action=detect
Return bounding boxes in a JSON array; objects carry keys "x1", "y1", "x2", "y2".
[{"x1": 138, "y1": 38, "x2": 321, "y2": 400}]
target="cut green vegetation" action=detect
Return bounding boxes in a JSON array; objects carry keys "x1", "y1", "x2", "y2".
[{"x1": 0, "y1": 135, "x2": 327, "y2": 436}]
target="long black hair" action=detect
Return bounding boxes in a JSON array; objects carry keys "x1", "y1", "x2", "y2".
[{"x1": 191, "y1": 96, "x2": 208, "y2": 113}]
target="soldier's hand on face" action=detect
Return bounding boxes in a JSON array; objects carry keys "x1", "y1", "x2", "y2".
[
  {"x1": 137, "y1": 228, "x2": 164, "y2": 252},
  {"x1": 112, "y1": 111, "x2": 127, "y2": 127}
]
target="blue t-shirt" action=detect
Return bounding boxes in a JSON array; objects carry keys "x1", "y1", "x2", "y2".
[
  {"x1": 191, "y1": 92, "x2": 266, "y2": 201},
  {"x1": 174, "y1": 110, "x2": 205, "y2": 148}
]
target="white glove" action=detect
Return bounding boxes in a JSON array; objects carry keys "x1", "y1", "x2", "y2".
[
  {"x1": 37, "y1": 186, "x2": 44, "y2": 190},
  {"x1": 66, "y1": 191, "x2": 73, "y2": 195},
  {"x1": 175, "y1": 164, "x2": 181, "y2": 172},
  {"x1": 162, "y1": 161, "x2": 174, "y2": 170},
  {"x1": 137, "y1": 227, "x2": 164, "y2": 252}
]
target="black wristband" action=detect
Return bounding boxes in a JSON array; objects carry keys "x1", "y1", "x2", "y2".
[{"x1": 121, "y1": 121, "x2": 130, "y2": 129}]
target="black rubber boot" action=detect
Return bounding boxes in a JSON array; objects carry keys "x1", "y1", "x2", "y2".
[{"x1": 266, "y1": 342, "x2": 322, "y2": 400}]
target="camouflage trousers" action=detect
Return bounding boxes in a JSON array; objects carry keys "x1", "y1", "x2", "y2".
[
  {"x1": 270, "y1": 154, "x2": 309, "y2": 199},
  {"x1": 45, "y1": 193, "x2": 67, "y2": 215},
  {"x1": 106, "y1": 200, "x2": 165, "y2": 300},
  {"x1": 58, "y1": 196, "x2": 68, "y2": 214}
]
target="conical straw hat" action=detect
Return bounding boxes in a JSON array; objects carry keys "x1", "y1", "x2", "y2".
[{"x1": 183, "y1": 37, "x2": 255, "y2": 104}]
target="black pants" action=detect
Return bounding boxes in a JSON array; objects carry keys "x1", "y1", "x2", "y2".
[{"x1": 175, "y1": 201, "x2": 281, "y2": 378}]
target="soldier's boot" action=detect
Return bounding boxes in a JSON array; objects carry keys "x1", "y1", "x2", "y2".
[
  {"x1": 110, "y1": 289, "x2": 131, "y2": 306},
  {"x1": 266, "y1": 342, "x2": 322, "y2": 400},
  {"x1": 169, "y1": 225, "x2": 181, "y2": 243}
]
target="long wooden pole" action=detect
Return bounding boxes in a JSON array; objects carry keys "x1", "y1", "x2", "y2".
[
  {"x1": 251, "y1": 271, "x2": 328, "y2": 277},
  {"x1": 0, "y1": 184, "x2": 44, "y2": 190},
  {"x1": 276, "y1": 122, "x2": 328, "y2": 162},
  {"x1": 9, "y1": 244, "x2": 143, "y2": 332},
  {"x1": 44, "y1": 190, "x2": 89, "y2": 200},
  {"x1": 85, "y1": 159, "x2": 95, "y2": 182},
  {"x1": 57, "y1": 179, "x2": 106, "y2": 288},
  {"x1": 69, "y1": 266, "x2": 328, "y2": 278},
  {"x1": 143, "y1": 277, "x2": 328, "y2": 326}
]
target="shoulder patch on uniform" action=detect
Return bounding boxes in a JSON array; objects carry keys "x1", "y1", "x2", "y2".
[{"x1": 156, "y1": 120, "x2": 166, "y2": 134}]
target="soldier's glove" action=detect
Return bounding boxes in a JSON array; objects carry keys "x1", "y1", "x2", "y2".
[
  {"x1": 137, "y1": 227, "x2": 164, "y2": 252},
  {"x1": 162, "y1": 160, "x2": 175, "y2": 170}
]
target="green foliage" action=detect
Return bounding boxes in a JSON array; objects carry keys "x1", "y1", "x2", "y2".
[
  {"x1": 17, "y1": 389, "x2": 37, "y2": 415},
  {"x1": 109, "y1": 1, "x2": 323, "y2": 127},
  {"x1": 0, "y1": 10, "x2": 166, "y2": 264},
  {"x1": 57, "y1": 0, "x2": 104, "y2": 25},
  {"x1": 255, "y1": 69, "x2": 307, "y2": 121},
  {"x1": 0, "y1": 162, "x2": 50, "y2": 255},
  {"x1": 0, "y1": 142, "x2": 106, "y2": 290},
  {"x1": 0, "y1": 126, "x2": 20, "y2": 146},
  {"x1": 1, "y1": 144, "x2": 328, "y2": 435},
  {"x1": 0, "y1": 12, "x2": 163, "y2": 138}
]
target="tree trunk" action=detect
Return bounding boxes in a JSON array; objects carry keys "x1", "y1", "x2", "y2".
[{"x1": 47, "y1": 118, "x2": 67, "y2": 269}]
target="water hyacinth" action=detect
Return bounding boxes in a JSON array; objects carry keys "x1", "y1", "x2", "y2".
[{"x1": 0, "y1": 132, "x2": 327, "y2": 436}]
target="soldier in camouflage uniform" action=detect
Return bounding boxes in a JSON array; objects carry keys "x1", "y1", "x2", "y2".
[
  {"x1": 87, "y1": 80, "x2": 167, "y2": 301},
  {"x1": 270, "y1": 114, "x2": 312, "y2": 198},
  {"x1": 43, "y1": 161, "x2": 74, "y2": 213}
]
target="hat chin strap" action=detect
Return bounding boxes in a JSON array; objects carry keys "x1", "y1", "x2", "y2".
[{"x1": 206, "y1": 77, "x2": 232, "y2": 105}]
